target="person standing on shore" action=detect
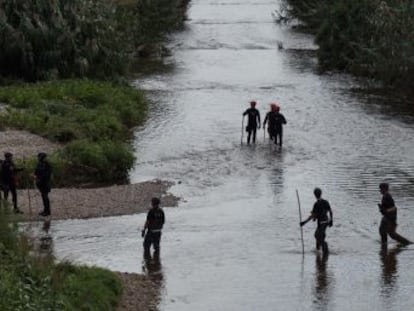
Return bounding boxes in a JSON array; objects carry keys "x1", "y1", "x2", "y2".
[
  {"x1": 378, "y1": 183, "x2": 411, "y2": 246},
  {"x1": 142, "y1": 197, "x2": 165, "y2": 257},
  {"x1": 34, "y1": 152, "x2": 52, "y2": 217},
  {"x1": 242, "y1": 100, "x2": 261, "y2": 144},
  {"x1": 300, "y1": 187, "x2": 333, "y2": 253},
  {"x1": 1, "y1": 152, "x2": 23, "y2": 213}
]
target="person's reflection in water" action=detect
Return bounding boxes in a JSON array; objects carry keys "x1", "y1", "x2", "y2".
[
  {"x1": 143, "y1": 250, "x2": 164, "y2": 290},
  {"x1": 312, "y1": 252, "x2": 333, "y2": 311},
  {"x1": 39, "y1": 219, "x2": 53, "y2": 256},
  {"x1": 379, "y1": 245, "x2": 403, "y2": 300}
]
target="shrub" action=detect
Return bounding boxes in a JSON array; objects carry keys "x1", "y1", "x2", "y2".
[
  {"x1": 0, "y1": 0, "x2": 130, "y2": 81},
  {"x1": 280, "y1": 0, "x2": 414, "y2": 90},
  {"x1": 0, "y1": 209, "x2": 122, "y2": 311},
  {"x1": 0, "y1": 80, "x2": 145, "y2": 185}
]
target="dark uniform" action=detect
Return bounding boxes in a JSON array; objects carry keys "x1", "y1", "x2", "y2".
[
  {"x1": 0, "y1": 159, "x2": 3, "y2": 201},
  {"x1": 243, "y1": 107, "x2": 261, "y2": 144},
  {"x1": 34, "y1": 153, "x2": 52, "y2": 216},
  {"x1": 263, "y1": 111, "x2": 287, "y2": 146},
  {"x1": 379, "y1": 191, "x2": 410, "y2": 245},
  {"x1": 312, "y1": 198, "x2": 332, "y2": 252},
  {"x1": 143, "y1": 204, "x2": 165, "y2": 255},
  {"x1": 1, "y1": 153, "x2": 22, "y2": 212}
]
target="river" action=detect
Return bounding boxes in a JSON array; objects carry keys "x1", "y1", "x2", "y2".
[{"x1": 33, "y1": 0, "x2": 414, "y2": 310}]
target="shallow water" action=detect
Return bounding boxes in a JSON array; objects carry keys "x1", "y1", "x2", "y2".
[{"x1": 31, "y1": 0, "x2": 414, "y2": 310}]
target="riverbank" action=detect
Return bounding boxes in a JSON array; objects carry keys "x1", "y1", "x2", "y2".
[
  {"x1": 1, "y1": 128, "x2": 178, "y2": 311},
  {"x1": 16, "y1": 179, "x2": 179, "y2": 221},
  {"x1": 278, "y1": 0, "x2": 414, "y2": 92},
  {"x1": 116, "y1": 273, "x2": 160, "y2": 311},
  {"x1": 0, "y1": 130, "x2": 179, "y2": 220}
]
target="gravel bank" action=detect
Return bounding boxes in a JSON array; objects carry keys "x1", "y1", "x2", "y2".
[
  {"x1": 16, "y1": 179, "x2": 179, "y2": 221},
  {"x1": 0, "y1": 129, "x2": 60, "y2": 158}
]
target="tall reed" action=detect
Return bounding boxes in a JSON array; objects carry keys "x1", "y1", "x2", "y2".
[{"x1": 278, "y1": 0, "x2": 414, "y2": 91}]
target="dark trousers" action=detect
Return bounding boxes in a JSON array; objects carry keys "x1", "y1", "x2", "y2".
[
  {"x1": 315, "y1": 223, "x2": 329, "y2": 252},
  {"x1": 247, "y1": 127, "x2": 257, "y2": 144},
  {"x1": 144, "y1": 231, "x2": 162, "y2": 255},
  {"x1": 40, "y1": 191, "x2": 51, "y2": 215},
  {"x1": 379, "y1": 217, "x2": 410, "y2": 245},
  {"x1": 3, "y1": 184, "x2": 17, "y2": 210},
  {"x1": 274, "y1": 129, "x2": 283, "y2": 147}
]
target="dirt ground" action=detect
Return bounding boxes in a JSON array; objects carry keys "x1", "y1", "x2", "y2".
[{"x1": 16, "y1": 180, "x2": 179, "y2": 221}]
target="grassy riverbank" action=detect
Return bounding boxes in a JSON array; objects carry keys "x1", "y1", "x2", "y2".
[
  {"x1": 0, "y1": 209, "x2": 122, "y2": 311},
  {"x1": 0, "y1": 0, "x2": 189, "y2": 309},
  {"x1": 0, "y1": 80, "x2": 146, "y2": 186},
  {"x1": 277, "y1": 0, "x2": 414, "y2": 93}
]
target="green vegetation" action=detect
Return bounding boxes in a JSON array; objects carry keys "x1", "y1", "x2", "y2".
[
  {"x1": 0, "y1": 80, "x2": 145, "y2": 185},
  {"x1": 0, "y1": 208, "x2": 122, "y2": 311},
  {"x1": 0, "y1": 0, "x2": 188, "y2": 81},
  {"x1": 0, "y1": 0, "x2": 190, "y2": 309},
  {"x1": 277, "y1": 0, "x2": 414, "y2": 91}
]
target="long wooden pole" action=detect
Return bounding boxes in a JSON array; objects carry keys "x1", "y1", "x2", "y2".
[
  {"x1": 24, "y1": 157, "x2": 32, "y2": 217},
  {"x1": 241, "y1": 116, "x2": 244, "y2": 145},
  {"x1": 296, "y1": 189, "x2": 305, "y2": 254}
]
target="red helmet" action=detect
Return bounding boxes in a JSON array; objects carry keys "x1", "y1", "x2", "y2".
[{"x1": 270, "y1": 102, "x2": 280, "y2": 112}]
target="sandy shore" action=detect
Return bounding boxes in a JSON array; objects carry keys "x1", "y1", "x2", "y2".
[
  {"x1": 116, "y1": 272, "x2": 162, "y2": 311},
  {"x1": 16, "y1": 179, "x2": 179, "y2": 221},
  {"x1": 1, "y1": 129, "x2": 177, "y2": 311},
  {"x1": 0, "y1": 130, "x2": 60, "y2": 158}
]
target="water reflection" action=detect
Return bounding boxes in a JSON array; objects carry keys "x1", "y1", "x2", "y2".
[
  {"x1": 38, "y1": 219, "x2": 53, "y2": 256},
  {"x1": 313, "y1": 252, "x2": 333, "y2": 311},
  {"x1": 143, "y1": 250, "x2": 164, "y2": 306},
  {"x1": 379, "y1": 245, "x2": 403, "y2": 298}
]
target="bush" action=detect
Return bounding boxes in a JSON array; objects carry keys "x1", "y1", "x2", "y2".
[
  {"x1": 0, "y1": 209, "x2": 122, "y2": 311},
  {"x1": 0, "y1": 0, "x2": 190, "y2": 81},
  {"x1": 0, "y1": 0, "x2": 130, "y2": 81},
  {"x1": 280, "y1": 0, "x2": 414, "y2": 90},
  {"x1": 0, "y1": 80, "x2": 145, "y2": 185}
]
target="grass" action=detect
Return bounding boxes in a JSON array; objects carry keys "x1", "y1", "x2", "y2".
[
  {"x1": 278, "y1": 0, "x2": 414, "y2": 92},
  {"x1": 0, "y1": 208, "x2": 123, "y2": 311},
  {"x1": 0, "y1": 80, "x2": 146, "y2": 185}
]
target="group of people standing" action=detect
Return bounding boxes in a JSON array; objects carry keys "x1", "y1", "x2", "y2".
[
  {"x1": 0, "y1": 152, "x2": 52, "y2": 216},
  {"x1": 242, "y1": 100, "x2": 287, "y2": 146}
]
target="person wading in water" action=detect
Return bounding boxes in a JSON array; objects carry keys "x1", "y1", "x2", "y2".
[
  {"x1": 378, "y1": 183, "x2": 411, "y2": 247},
  {"x1": 300, "y1": 188, "x2": 333, "y2": 253},
  {"x1": 263, "y1": 103, "x2": 287, "y2": 147},
  {"x1": 242, "y1": 100, "x2": 261, "y2": 144},
  {"x1": 142, "y1": 197, "x2": 165, "y2": 258}
]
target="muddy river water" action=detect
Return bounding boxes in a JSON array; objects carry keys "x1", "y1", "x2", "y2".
[{"x1": 31, "y1": 0, "x2": 414, "y2": 310}]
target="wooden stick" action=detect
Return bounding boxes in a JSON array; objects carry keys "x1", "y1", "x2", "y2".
[
  {"x1": 296, "y1": 189, "x2": 305, "y2": 254},
  {"x1": 241, "y1": 116, "x2": 245, "y2": 145}
]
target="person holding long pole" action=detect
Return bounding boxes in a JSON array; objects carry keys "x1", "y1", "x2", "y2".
[
  {"x1": 242, "y1": 100, "x2": 261, "y2": 144},
  {"x1": 300, "y1": 187, "x2": 333, "y2": 254}
]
